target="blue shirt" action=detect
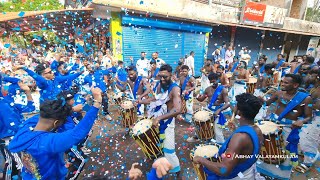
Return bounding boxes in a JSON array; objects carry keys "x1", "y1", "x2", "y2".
[
  {"x1": 9, "y1": 107, "x2": 99, "y2": 180},
  {"x1": 83, "y1": 70, "x2": 109, "y2": 92},
  {"x1": 24, "y1": 67, "x2": 81, "y2": 104},
  {"x1": 220, "y1": 47, "x2": 226, "y2": 59}
]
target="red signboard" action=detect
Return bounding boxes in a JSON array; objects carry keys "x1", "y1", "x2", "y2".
[{"x1": 242, "y1": 1, "x2": 266, "y2": 24}]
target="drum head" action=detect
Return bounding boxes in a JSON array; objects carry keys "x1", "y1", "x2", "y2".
[
  {"x1": 248, "y1": 77, "x2": 257, "y2": 84},
  {"x1": 121, "y1": 101, "x2": 133, "y2": 109},
  {"x1": 193, "y1": 144, "x2": 219, "y2": 158},
  {"x1": 132, "y1": 119, "x2": 153, "y2": 136},
  {"x1": 256, "y1": 121, "x2": 279, "y2": 135},
  {"x1": 194, "y1": 110, "x2": 211, "y2": 122}
]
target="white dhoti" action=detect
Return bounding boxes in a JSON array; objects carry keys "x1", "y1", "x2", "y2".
[
  {"x1": 210, "y1": 106, "x2": 232, "y2": 144},
  {"x1": 256, "y1": 116, "x2": 293, "y2": 180},
  {"x1": 184, "y1": 92, "x2": 193, "y2": 123},
  {"x1": 163, "y1": 118, "x2": 180, "y2": 173},
  {"x1": 229, "y1": 82, "x2": 246, "y2": 102},
  {"x1": 148, "y1": 90, "x2": 180, "y2": 173},
  {"x1": 200, "y1": 74, "x2": 210, "y2": 94},
  {"x1": 299, "y1": 114, "x2": 320, "y2": 166}
]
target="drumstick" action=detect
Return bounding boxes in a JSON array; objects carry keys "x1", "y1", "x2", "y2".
[
  {"x1": 126, "y1": 83, "x2": 134, "y2": 99},
  {"x1": 262, "y1": 88, "x2": 276, "y2": 97}
]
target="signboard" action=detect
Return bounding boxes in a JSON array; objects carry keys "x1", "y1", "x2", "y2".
[
  {"x1": 306, "y1": 37, "x2": 320, "y2": 57},
  {"x1": 241, "y1": 0, "x2": 287, "y2": 28},
  {"x1": 242, "y1": 1, "x2": 266, "y2": 25}
]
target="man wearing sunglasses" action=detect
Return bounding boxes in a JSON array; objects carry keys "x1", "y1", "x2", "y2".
[
  {"x1": 137, "y1": 64, "x2": 182, "y2": 177},
  {"x1": 15, "y1": 63, "x2": 83, "y2": 104}
]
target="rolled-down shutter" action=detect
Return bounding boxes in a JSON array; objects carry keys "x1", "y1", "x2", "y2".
[
  {"x1": 123, "y1": 26, "x2": 206, "y2": 76},
  {"x1": 122, "y1": 26, "x2": 183, "y2": 70}
]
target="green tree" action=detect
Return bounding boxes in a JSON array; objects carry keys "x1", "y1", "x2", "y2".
[
  {"x1": 0, "y1": 0, "x2": 63, "y2": 12},
  {"x1": 305, "y1": 0, "x2": 320, "y2": 23}
]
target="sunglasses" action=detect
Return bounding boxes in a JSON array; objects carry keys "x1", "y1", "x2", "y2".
[
  {"x1": 159, "y1": 75, "x2": 169, "y2": 79},
  {"x1": 43, "y1": 70, "x2": 53, "y2": 75}
]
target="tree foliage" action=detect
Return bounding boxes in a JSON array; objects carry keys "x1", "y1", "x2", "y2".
[
  {"x1": 0, "y1": 0, "x2": 63, "y2": 12},
  {"x1": 305, "y1": 0, "x2": 320, "y2": 23},
  {"x1": 9, "y1": 30, "x2": 61, "y2": 48}
]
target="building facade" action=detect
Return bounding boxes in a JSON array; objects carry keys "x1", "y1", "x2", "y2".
[{"x1": 91, "y1": 0, "x2": 320, "y2": 66}]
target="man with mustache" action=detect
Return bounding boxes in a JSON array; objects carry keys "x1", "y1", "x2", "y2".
[
  {"x1": 257, "y1": 74, "x2": 312, "y2": 179},
  {"x1": 137, "y1": 64, "x2": 182, "y2": 176},
  {"x1": 297, "y1": 69, "x2": 320, "y2": 174},
  {"x1": 216, "y1": 65, "x2": 230, "y2": 87},
  {"x1": 179, "y1": 65, "x2": 196, "y2": 123},
  {"x1": 127, "y1": 65, "x2": 151, "y2": 116},
  {"x1": 195, "y1": 73, "x2": 231, "y2": 144},
  {"x1": 230, "y1": 61, "x2": 249, "y2": 103},
  {"x1": 200, "y1": 59, "x2": 214, "y2": 93}
]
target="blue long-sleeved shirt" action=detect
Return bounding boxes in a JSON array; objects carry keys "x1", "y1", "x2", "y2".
[
  {"x1": 9, "y1": 106, "x2": 99, "y2": 180},
  {"x1": 83, "y1": 70, "x2": 109, "y2": 92},
  {"x1": 23, "y1": 67, "x2": 81, "y2": 103}
]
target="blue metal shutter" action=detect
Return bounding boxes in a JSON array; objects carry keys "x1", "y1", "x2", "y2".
[
  {"x1": 122, "y1": 26, "x2": 183, "y2": 71},
  {"x1": 122, "y1": 26, "x2": 205, "y2": 76},
  {"x1": 182, "y1": 33, "x2": 206, "y2": 76},
  {"x1": 261, "y1": 31, "x2": 285, "y2": 63}
]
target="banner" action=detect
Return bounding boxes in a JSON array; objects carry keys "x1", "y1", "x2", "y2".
[{"x1": 241, "y1": 1, "x2": 287, "y2": 28}]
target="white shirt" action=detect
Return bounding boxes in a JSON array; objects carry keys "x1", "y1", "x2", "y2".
[
  {"x1": 225, "y1": 50, "x2": 235, "y2": 65},
  {"x1": 155, "y1": 58, "x2": 165, "y2": 68},
  {"x1": 241, "y1": 53, "x2": 251, "y2": 65},
  {"x1": 184, "y1": 56, "x2": 194, "y2": 75},
  {"x1": 101, "y1": 55, "x2": 112, "y2": 69},
  {"x1": 136, "y1": 58, "x2": 150, "y2": 77}
]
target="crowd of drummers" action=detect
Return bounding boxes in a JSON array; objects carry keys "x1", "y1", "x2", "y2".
[{"x1": 0, "y1": 46, "x2": 319, "y2": 180}]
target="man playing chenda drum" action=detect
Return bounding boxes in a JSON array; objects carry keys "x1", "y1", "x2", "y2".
[
  {"x1": 193, "y1": 93, "x2": 264, "y2": 179},
  {"x1": 257, "y1": 74, "x2": 312, "y2": 179},
  {"x1": 137, "y1": 64, "x2": 181, "y2": 176},
  {"x1": 192, "y1": 72, "x2": 231, "y2": 144},
  {"x1": 126, "y1": 65, "x2": 151, "y2": 116}
]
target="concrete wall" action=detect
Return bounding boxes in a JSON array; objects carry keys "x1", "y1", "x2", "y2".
[
  {"x1": 259, "y1": 0, "x2": 288, "y2": 8},
  {"x1": 289, "y1": 0, "x2": 308, "y2": 19}
]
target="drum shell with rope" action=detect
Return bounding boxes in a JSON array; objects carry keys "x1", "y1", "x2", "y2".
[
  {"x1": 192, "y1": 109, "x2": 215, "y2": 140},
  {"x1": 246, "y1": 77, "x2": 257, "y2": 94},
  {"x1": 181, "y1": 96, "x2": 187, "y2": 114},
  {"x1": 120, "y1": 100, "x2": 137, "y2": 128},
  {"x1": 190, "y1": 143, "x2": 221, "y2": 180},
  {"x1": 256, "y1": 121, "x2": 286, "y2": 164},
  {"x1": 130, "y1": 117, "x2": 163, "y2": 159}
]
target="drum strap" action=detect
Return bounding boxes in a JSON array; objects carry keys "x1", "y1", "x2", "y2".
[
  {"x1": 231, "y1": 61, "x2": 239, "y2": 73},
  {"x1": 153, "y1": 68, "x2": 160, "y2": 78},
  {"x1": 275, "y1": 59, "x2": 285, "y2": 69},
  {"x1": 293, "y1": 64, "x2": 301, "y2": 74},
  {"x1": 278, "y1": 92, "x2": 309, "y2": 167},
  {"x1": 204, "y1": 125, "x2": 260, "y2": 179},
  {"x1": 181, "y1": 75, "x2": 191, "y2": 100},
  {"x1": 259, "y1": 64, "x2": 265, "y2": 74},
  {"x1": 208, "y1": 85, "x2": 226, "y2": 126},
  {"x1": 133, "y1": 76, "x2": 143, "y2": 99}
]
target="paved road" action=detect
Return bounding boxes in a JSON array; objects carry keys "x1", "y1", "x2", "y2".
[{"x1": 78, "y1": 102, "x2": 319, "y2": 180}]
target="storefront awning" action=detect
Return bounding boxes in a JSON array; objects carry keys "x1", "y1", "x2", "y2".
[{"x1": 0, "y1": 8, "x2": 94, "y2": 36}]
